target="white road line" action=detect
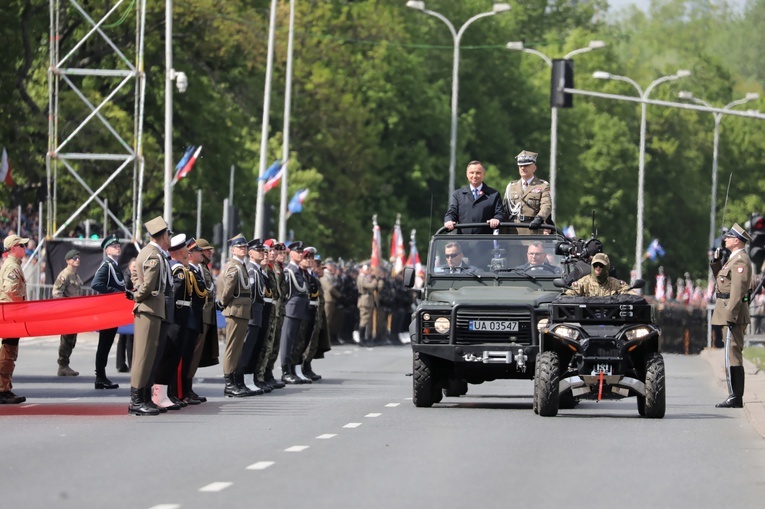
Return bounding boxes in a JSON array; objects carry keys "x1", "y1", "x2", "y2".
[
  {"x1": 285, "y1": 445, "x2": 310, "y2": 452},
  {"x1": 316, "y1": 434, "x2": 337, "y2": 439},
  {"x1": 385, "y1": 403, "x2": 400, "y2": 407},
  {"x1": 365, "y1": 413, "x2": 382, "y2": 417},
  {"x1": 343, "y1": 422, "x2": 362, "y2": 428},
  {"x1": 199, "y1": 482, "x2": 233, "y2": 492},
  {"x1": 246, "y1": 461, "x2": 275, "y2": 470},
  {"x1": 148, "y1": 505, "x2": 181, "y2": 509}
]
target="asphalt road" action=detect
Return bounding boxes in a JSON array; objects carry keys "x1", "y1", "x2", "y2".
[{"x1": 2, "y1": 334, "x2": 765, "y2": 509}]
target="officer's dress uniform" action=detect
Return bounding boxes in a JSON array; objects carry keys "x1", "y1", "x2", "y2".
[
  {"x1": 297, "y1": 268, "x2": 321, "y2": 381},
  {"x1": 260, "y1": 255, "x2": 286, "y2": 389},
  {"x1": 0, "y1": 240, "x2": 28, "y2": 404},
  {"x1": 232, "y1": 251, "x2": 268, "y2": 396},
  {"x1": 52, "y1": 262, "x2": 83, "y2": 376},
  {"x1": 321, "y1": 269, "x2": 343, "y2": 344},
  {"x1": 503, "y1": 176, "x2": 551, "y2": 234},
  {"x1": 711, "y1": 228, "x2": 752, "y2": 408},
  {"x1": 184, "y1": 259, "x2": 209, "y2": 403},
  {"x1": 302, "y1": 269, "x2": 329, "y2": 380},
  {"x1": 130, "y1": 234, "x2": 170, "y2": 415},
  {"x1": 219, "y1": 245, "x2": 252, "y2": 396},
  {"x1": 91, "y1": 240, "x2": 125, "y2": 389},
  {"x1": 189, "y1": 242, "x2": 219, "y2": 381},
  {"x1": 357, "y1": 271, "x2": 383, "y2": 343},
  {"x1": 280, "y1": 258, "x2": 310, "y2": 384}
]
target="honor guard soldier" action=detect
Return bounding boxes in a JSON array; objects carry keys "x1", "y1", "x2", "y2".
[
  {"x1": 711, "y1": 223, "x2": 753, "y2": 408},
  {"x1": 91, "y1": 234, "x2": 124, "y2": 389},
  {"x1": 356, "y1": 265, "x2": 383, "y2": 345},
  {"x1": 280, "y1": 241, "x2": 311, "y2": 384},
  {"x1": 186, "y1": 238, "x2": 217, "y2": 402},
  {"x1": 444, "y1": 160, "x2": 504, "y2": 234},
  {"x1": 0, "y1": 235, "x2": 29, "y2": 404},
  {"x1": 295, "y1": 246, "x2": 320, "y2": 382},
  {"x1": 301, "y1": 255, "x2": 330, "y2": 381},
  {"x1": 53, "y1": 249, "x2": 83, "y2": 376},
  {"x1": 180, "y1": 239, "x2": 209, "y2": 404},
  {"x1": 258, "y1": 239, "x2": 287, "y2": 390},
  {"x1": 129, "y1": 217, "x2": 172, "y2": 416},
  {"x1": 504, "y1": 150, "x2": 552, "y2": 233},
  {"x1": 219, "y1": 234, "x2": 252, "y2": 397}
]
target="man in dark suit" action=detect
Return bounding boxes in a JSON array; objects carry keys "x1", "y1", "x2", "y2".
[
  {"x1": 515, "y1": 241, "x2": 561, "y2": 274},
  {"x1": 438, "y1": 241, "x2": 477, "y2": 274},
  {"x1": 444, "y1": 160, "x2": 505, "y2": 234}
]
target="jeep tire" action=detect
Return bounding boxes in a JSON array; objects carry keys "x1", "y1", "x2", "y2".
[
  {"x1": 443, "y1": 379, "x2": 468, "y2": 397},
  {"x1": 413, "y1": 351, "x2": 438, "y2": 407}
]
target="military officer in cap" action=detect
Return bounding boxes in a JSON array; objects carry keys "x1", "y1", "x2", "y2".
[
  {"x1": 219, "y1": 234, "x2": 252, "y2": 397},
  {"x1": 258, "y1": 239, "x2": 287, "y2": 390},
  {"x1": 295, "y1": 246, "x2": 320, "y2": 382},
  {"x1": 711, "y1": 222, "x2": 753, "y2": 408},
  {"x1": 52, "y1": 249, "x2": 83, "y2": 376},
  {"x1": 356, "y1": 264, "x2": 383, "y2": 345},
  {"x1": 186, "y1": 238, "x2": 217, "y2": 402},
  {"x1": 236, "y1": 238, "x2": 270, "y2": 395},
  {"x1": 0, "y1": 234, "x2": 30, "y2": 404},
  {"x1": 504, "y1": 150, "x2": 552, "y2": 234},
  {"x1": 280, "y1": 241, "x2": 311, "y2": 384},
  {"x1": 128, "y1": 217, "x2": 172, "y2": 416},
  {"x1": 91, "y1": 234, "x2": 125, "y2": 389}
]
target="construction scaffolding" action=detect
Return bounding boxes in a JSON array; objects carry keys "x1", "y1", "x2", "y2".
[{"x1": 46, "y1": 0, "x2": 147, "y2": 242}]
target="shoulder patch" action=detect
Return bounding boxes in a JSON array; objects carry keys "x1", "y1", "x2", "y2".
[{"x1": 147, "y1": 259, "x2": 158, "y2": 267}]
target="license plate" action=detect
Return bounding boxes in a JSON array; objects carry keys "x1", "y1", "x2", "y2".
[
  {"x1": 469, "y1": 320, "x2": 519, "y2": 332},
  {"x1": 592, "y1": 363, "x2": 612, "y2": 375}
]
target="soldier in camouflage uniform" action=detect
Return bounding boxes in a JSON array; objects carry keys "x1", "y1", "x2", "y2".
[
  {"x1": 564, "y1": 253, "x2": 633, "y2": 297},
  {"x1": 53, "y1": 249, "x2": 83, "y2": 376},
  {"x1": 258, "y1": 239, "x2": 287, "y2": 390},
  {"x1": 300, "y1": 253, "x2": 328, "y2": 381}
]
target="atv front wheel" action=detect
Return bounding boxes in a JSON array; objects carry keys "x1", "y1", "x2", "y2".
[
  {"x1": 643, "y1": 352, "x2": 666, "y2": 418},
  {"x1": 536, "y1": 351, "x2": 560, "y2": 417}
]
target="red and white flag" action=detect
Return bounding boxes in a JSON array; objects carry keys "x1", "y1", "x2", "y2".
[
  {"x1": 406, "y1": 229, "x2": 424, "y2": 277},
  {"x1": 264, "y1": 164, "x2": 285, "y2": 193},
  {"x1": 173, "y1": 145, "x2": 202, "y2": 183},
  {"x1": 390, "y1": 214, "x2": 406, "y2": 275},
  {"x1": 371, "y1": 215, "x2": 382, "y2": 268},
  {"x1": 1, "y1": 147, "x2": 14, "y2": 186}
]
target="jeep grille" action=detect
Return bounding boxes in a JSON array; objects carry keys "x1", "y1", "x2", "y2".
[{"x1": 454, "y1": 309, "x2": 533, "y2": 345}]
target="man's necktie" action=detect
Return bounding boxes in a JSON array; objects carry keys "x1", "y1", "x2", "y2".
[
  {"x1": 522, "y1": 181, "x2": 528, "y2": 190},
  {"x1": 473, "y1": 188, "x2": 478, "y2": 201}
]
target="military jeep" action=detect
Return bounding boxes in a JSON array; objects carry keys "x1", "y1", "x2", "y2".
[{"x1": 403, "y1": 223, "x2": 566, "y2": 407}]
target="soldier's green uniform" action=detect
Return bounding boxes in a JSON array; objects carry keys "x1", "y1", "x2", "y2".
[
  {"x1": 564, "y1": 253, "x2": 632, "y2": 297},
  {"x1": 260, "y1": 242, "x2": 288, "y2": 388},
  {"x1": 711, "y1": 223, "x2": 753, "y2": 408},
  {"x1": 52, "y1": 250, "x2": 83, "y2": 376}
]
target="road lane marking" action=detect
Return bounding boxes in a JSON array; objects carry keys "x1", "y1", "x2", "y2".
[
  {"x1": 285, "y1": 445, "x2": 310, "y2": 452},
  {"x1": 316, "y1": 434, "x2": 337, "y2": 439},
  {"x1": 199, "y1": 482, "x2": 232, "y2": 492},
  {"x1": 343, "y1": 422, "x2": 362, "y2": 428},
  {"x1": 365, "y1": 413, "x2": 382, "y2": 417},
  {"x1": 385, "y1": 403, "x2": 400, "y2": 407},
  {"x1": 246, "y1": 461, "x2": 275, "y2": 470},
  {"x1": 148, "y1": 505, "x2": 180, "y2": 509}
]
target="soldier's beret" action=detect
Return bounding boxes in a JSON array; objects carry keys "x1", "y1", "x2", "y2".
[
  {"x1": 145, "y1": 216, "x2": 170, "y2": 237},
  {"x1": 228, "y1": 234, "x2": 247, "y2": 247},
  {"x1": 65, "y1": 249, "x2": 80, "y2": 260},
  {"x1": 169, "y1": 233, "x2": 187, "y2": 251},
  {"x1": 726, "y1": 223, "x2": 753, "y2": 243},
  {"x1": 516, "y1": 150, "x2": 538, "y2": 166},
  {"x1": 101, "y1": 234, "x2": 120, "y2": 250}
]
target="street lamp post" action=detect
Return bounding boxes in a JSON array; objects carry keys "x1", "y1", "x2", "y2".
[
  {"x1": 406, "y1": 1, "x2": 511, "y2": 204},
  {"x1": 593, "y1": 69, "x2": 691, "y2": 281},
  {"x1": 678, "y1": 91, "x2": 759, "y2": 248},
  {"x1": 506, "y1": 40, "x2": 605, "y2": 220}
]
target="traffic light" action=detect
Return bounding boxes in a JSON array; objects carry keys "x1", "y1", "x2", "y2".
[
  {"x1": 748, "y1": 214, "x2": 765, "y2": 274},
  {"x1": 551, "y1": 59, "x2": 574, "y2": 108}
]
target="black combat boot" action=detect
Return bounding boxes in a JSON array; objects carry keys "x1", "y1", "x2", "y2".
[
  {"x1": 144, "y1": 387, "x2": 167, "y2": 413},
  {"x1": 128, "y1": 387, "x2": 159, "y2": 416},
  {"x1": 167, "y1": 381, "x2": 187, "y2": 407},
  {"x1": 0, "y1": 390, "x2": 26, "y2": 404},
  {"x1": 302, "y1": 361, "x2": 322, "y2": 381},
  {"x1": 253, "y1": 375, "x2": 272, "y2": 393},
  {"x1": 183, "y1": 378, "x2": 204, "y2": 404},
  {"x1": 224, "y1": 373, "x2": 249, "y2": 397},
  {"x1": 716, "y1": 366, "x2": 745, "y2": 408},
  {"x1": 94, "y1": 369, "x2": 119, "y2": 390},
  {"x1": 281, "y1": 364, "x2": 302, "y2": 384},
  {"x1": 294, "y1": 364, "x2": 312, "y2": 384},
  {"x1": 265, "y1": 369, "x2": 286, "y2": 389},
  {"x1": 235, "y1": 373, "x2": 263, "y2": 396}
]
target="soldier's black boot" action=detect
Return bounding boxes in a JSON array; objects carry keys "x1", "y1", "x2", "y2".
[
  {"x1": 281, "y1": 364, "x2": 302, "y2": 384},
  {"x1": 253, "y1": 375, "x2": 272, "y2": 393},
  {"x1": 716, "y1": 366, "x2": 745, "y2": 408},
  {"x1": 265, "y1": 369, "x2": 286, "y2": 389},
  {"x1": 235, "y1": 373, "x2": 263, "y2": 396},
  {"x1": 183, "y1": 378, "x2": 204, "y2": 404},
  {"x1": 167, "y1": 380, "x2": 187, "y2": 407},
  {"x1": 294, "y1": 364, "x2": 312, "y2": 383},
  {"x1": 302, "y1": 361, "x2": 322, "y2": 381},
  {"x1": 0, "y1": 391, "x2": 26, "y2": 404},
  {"x1": 94, "y1": 369, "x2": 119, "y2": 390},
  {"x1": 224, "y1": 373, "x2": 249, "y2": 397},
  {"x1": 128, "y1": 387, "x2": 159, "y2": 416},
  {"x1": 144, "y1": 387, "x2": 167, "y2": 413}
]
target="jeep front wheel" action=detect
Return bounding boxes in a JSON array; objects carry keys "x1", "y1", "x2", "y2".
[
  {"x1": 536, "y1": 351, "x2": 560, "y2": 417},
  {"x1": 643, "y1": 352, "x2": 666, "y2": 418},
  {"x1": 413, "y1": 352, "x2": 438, "y2": 407}
]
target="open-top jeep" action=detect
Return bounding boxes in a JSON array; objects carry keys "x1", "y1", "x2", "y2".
[{"x1": 402, "y1": 223, "x2": 565, "y2": 407}]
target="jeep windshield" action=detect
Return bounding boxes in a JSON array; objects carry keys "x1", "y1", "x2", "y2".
[{"x1": 429, "y1": 236, "x2": 564, "y2": 278}]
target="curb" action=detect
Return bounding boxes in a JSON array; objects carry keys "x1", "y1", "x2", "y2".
[{"x1": 700, "y1": 347, "x2": 765, "y2": 439}]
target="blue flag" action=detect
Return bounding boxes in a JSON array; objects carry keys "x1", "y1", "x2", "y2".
[
  {"x1": 645, "y1": 238, "x2": 665, "y2": 261},
  {"x1": 257, "y1": 159, "x2": 282, "y2": 181},
  {"x1": 288, "y1": 189, "x2": 309, "y2": 215}
]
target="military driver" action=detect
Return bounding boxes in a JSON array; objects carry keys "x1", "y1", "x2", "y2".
[{"x1": 564, "y1": 253, "x2": 633, "y2": 297}]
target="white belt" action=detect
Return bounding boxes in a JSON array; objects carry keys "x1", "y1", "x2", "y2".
[
  {"x1": 176, "y1": 300, "x2": 192, "y2": 307},
  {"x1": 264, "y1": 297, "x2": 273, "y2": 303},
  {"x1": 309, "y1": 301, "x2": 319, "y2": 307}
]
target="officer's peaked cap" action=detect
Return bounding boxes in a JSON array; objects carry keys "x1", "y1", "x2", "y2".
[
  {"x1": 228, "y1": 234, "x2": 247, "y2": 247},
  {"x1": 726, "y1": 223, "x2": 752, "y2": 243},
  {"x1": 516, "y1": 150, "x2": 538, "y2": 166},
  {"x1": 169, "y1": 233, "x2": 187, "y2": 251}
]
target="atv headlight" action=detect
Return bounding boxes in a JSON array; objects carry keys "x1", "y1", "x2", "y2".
[
  {"x1": 434, "y1": 317, "x2": 451, "y2": 334},
  {"x1": 551, "y1": 324, "x2": 580, "y2": 340},
  {"x1": 537, "y1": 318, "x2": 549, "y2": 333},
  {"x1": 625, "y1": 326, "x2": 651, "y2": 341}
]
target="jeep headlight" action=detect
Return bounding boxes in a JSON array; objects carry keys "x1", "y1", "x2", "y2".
[
  {"x1": 537, "y1": 318, "x2": 549, "y2": 333},
  {"x1": 551, "y1": 324, "x2": 580, "y2": 340},
  {"x1": 625, "y1": 326, "x2": 651, "y2": 341},
  {"x1": 434, "y1": 317, "x2": 451, "y2": 334}
]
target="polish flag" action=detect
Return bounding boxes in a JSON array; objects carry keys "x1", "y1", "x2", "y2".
[
  {"x1": 176, "y1": 145, "x2": 202, "y2": 181},
  {"x1": 264, "y1": 164, "x2": 284, "y2": 193}
]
